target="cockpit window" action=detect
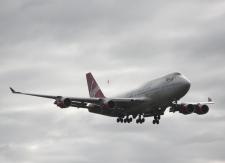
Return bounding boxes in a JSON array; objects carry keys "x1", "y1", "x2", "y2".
[
  {"x1": 173, "y1": 72, "x2": 181, "y2": 76},
  {"x1": 166, "y1": 76, "x2": 174, "y2": 82},
  {"x1": 166, "y1": 72, "x2": 181, "y2": 82}
]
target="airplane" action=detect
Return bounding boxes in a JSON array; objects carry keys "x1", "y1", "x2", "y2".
[{"x1": 10, "y1": 72, "x2": 214, "y2": 125}]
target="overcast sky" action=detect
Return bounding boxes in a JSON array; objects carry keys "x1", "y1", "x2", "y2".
[{"x1": 1, "y1": 0, "x2": 225, "y2": 163}]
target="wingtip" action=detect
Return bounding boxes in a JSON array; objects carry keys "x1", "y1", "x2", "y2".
[
  {"x1": 9, "y1": 87, "x2": 16, "y2": 93},
  {"x1": 208, "y1": 97, "x2": 215, "y2": 104},
  {"x1": 208, "y1": 97, "x2": 212, "y2": 102}
]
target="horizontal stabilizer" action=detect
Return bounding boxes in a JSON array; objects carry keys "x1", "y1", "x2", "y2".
[{"x1": 180, "y1": 97, "x2": 215, "y2": 105}]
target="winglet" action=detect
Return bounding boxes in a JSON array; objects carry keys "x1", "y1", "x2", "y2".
[
  {"x1": 208, "y1": 97, "x2": 212, "y2": 102},
  {"x1": 10, "y1": 87, "x2": 17, "y2": 93}
]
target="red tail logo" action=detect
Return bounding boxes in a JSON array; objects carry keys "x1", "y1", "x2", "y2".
[{"x1": 86, "y1": 73, "x2": 105, "y2": 98}]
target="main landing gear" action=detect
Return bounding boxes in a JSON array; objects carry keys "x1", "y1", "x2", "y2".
[
  {"x1": 136, "y1": 115, "x2": 145, "y2": 124},
  {"x1": 116, "y1": 114, "x2": 145, "y2": 124},
  {"x1": 152, "y1": 115, "x2": 160, "y2": 125},
  {"x1": 117, "y1": 116, "x2": 132, "y2": 123},
  {"x1": 116, "y1": 114, "x2": 161, "y2": 125}
]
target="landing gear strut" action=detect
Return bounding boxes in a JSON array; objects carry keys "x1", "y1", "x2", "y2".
[{"x1": 152, "y1": 115, "x2": 160, "y2": 125}]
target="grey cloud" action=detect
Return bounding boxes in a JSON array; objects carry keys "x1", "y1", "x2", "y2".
[
  {"x1": 1, "y1": 0, "x2": 225, "y2": 163},
  {"x1": 0, "y1": 0, "x2": 163, "y2": 46}
]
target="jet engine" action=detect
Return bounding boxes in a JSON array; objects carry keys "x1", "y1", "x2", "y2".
[
  {"x1": 54, "y1": 97, "x2": 71, "y2": 108},
  {"x1": 194, "y1": 104, "x2": 209, "y2": 115},
  {"x1": 179, "y1": 104, "x2": 195, "y2": 115}
]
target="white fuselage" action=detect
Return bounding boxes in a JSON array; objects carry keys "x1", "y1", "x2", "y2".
[
  {"x1": 123, "y1": 73, "x2": 190, "y2": 101},
  {"x1": 122, "y1": 73, "x2": 190, "y2": 113},
  {"x1": 88, "y1": 72, "x2": 191, "y2": 117}
]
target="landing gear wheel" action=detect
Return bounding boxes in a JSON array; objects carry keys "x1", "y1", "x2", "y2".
[
  {"x1": 135, "y1": 114, "x2": 145, "y2": 124},
  {"x1": 153, "y1": 115, "x2": 160, "y2": 125},
  {"x1": 153, "y1": 120, "x2": 156, "y2": 124},
  {"x1": 116, "y1": 118, "x2": 124, "y2": 123},
  {"x1": 156, "y1": 120, "x2": 159, "y2": 124},
  {"x1": 136, "y1": 119, "x2": 139, "y2": 124}
]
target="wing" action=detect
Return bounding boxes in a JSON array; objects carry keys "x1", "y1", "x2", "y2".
[
  {"x1": 10, "y1": 87, "x2": 58, "y2": 99},
  {"x1": 180, "y1": 97, "x2": 215, "y2": 105},
  {"x1": 9, "y1": 87, "x2": 147, "y2": 108},
  {"x1": 10, "y1": 87, "x2": 101, "y2": 102}
]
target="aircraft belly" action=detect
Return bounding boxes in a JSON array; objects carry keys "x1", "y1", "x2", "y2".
[
  {"x1": 123, "y1": 101, "x2": 157, "y2": 115},
  {"x1": 88, "y1": 107, "x2": 121, "y2": 117},
  {"x1": 87, "y1": 84, "x2": 182, "y2": 117}
]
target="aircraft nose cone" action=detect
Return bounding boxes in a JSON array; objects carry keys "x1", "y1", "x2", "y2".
[
  {"x1": 182, "y1": 76, "x2": 191, "y2": 92},
  {"x1": 184, "y1": 80, "x2": 191, "y2": 91}
]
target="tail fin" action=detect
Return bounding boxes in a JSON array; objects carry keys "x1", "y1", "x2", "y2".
[{"x1": 86, "y1": 72, "x2": 105, "y2": 98}]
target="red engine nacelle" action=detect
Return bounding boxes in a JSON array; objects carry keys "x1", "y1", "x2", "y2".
[
  {"x1": 194, "y1": 104, "x2": 209, "y2": 115},
  {"x1": 54, "y1": 97, "x2": 71, "y2": 108},
  {"x1": 179, "y1": 104, "x2": 195, "y2": 115}
]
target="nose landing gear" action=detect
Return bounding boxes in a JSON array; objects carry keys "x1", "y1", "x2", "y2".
[{"x1": 152, "y1": 115, "x2": 160, "y2": 125}]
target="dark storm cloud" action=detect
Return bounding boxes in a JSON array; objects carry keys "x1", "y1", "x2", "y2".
[{"x1": 1, "y1": 0, "x2": 225, "y2": 163}]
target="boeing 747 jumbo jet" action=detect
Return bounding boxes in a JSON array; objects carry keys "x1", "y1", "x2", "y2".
[{"x1": 10, "y1": 72, "x2": 214, "y2": 125}]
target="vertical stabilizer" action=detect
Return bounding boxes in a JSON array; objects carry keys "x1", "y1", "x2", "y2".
[{"x1": 86, "y1": 73, "x2": 105, "y2": 98}]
